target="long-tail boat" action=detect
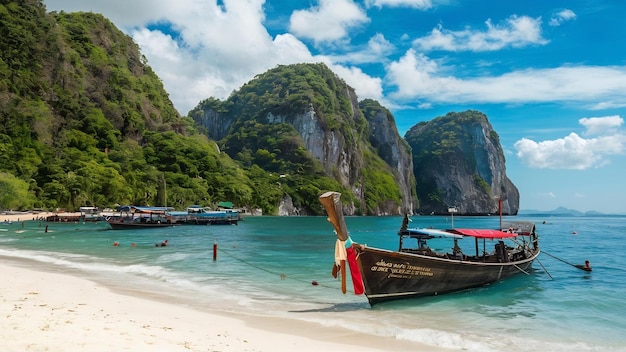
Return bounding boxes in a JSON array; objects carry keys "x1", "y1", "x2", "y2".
[
  {"x1": 319, "y1": 191, "x2": 540, "y2": 306},
  {"x1": 105, "y1": 206, "x2": 177, "y2": 230}
]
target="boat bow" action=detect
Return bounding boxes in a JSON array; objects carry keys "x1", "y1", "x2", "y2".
[{"x1": 318, "y1": 191, "x2": 364, "y2": 295}]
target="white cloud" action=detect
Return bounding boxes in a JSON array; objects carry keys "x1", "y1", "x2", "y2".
[
  {"x1": 386, "y1": 50, "x2": 626, "y2": 106},
  {"x1": 413, "y1": 15, "x2": 548, "y2": 52},
  {"x1": 386, "y1": 49, "x2": 444, "y2": 99},
  {"x1": 288, "y1": 0, "x2": 369, "y2": 44},
  {"x1": 367, "y1": 33, "x2": 395, "y2": 57},
  {"x1": 549, "y1": 9, "x2": 576, "y2": 27},
  {"x1": 365, "y1": 0, "x2": 433, "y2": 9},
  {"x1": 588, "y1": 101, "x2": 626, "y2": 110},
  {"x1": 579, "y1": 115, "x2": 623, "y2": 136},
  {"x1": 328, "y1": 33, "x2": 395, "y2": 64},
  {"x1": 329, "y1": 64, "x2": 385, "y2": 102},
  {"x1": 514, "y1": 116, "x2": 626, "y2": 170}
]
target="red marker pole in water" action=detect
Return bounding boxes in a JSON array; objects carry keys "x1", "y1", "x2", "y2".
[{"x1": 213, "y1": 241, "x2": 217, "y2": 261}]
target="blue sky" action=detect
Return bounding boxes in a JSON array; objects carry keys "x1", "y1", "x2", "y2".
[{"x1": 44, "y1": 0, "x2": 626, "y2": 213}]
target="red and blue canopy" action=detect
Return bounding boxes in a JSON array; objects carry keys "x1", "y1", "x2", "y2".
[{"x1": 448, "y1": 228, "x2": 517, "y2": 239}]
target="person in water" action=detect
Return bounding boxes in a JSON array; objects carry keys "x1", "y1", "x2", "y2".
[
  {"x1": 155, "y1": 239, "x2": 168, "y2": 247},
  {"x1": 575, "y1": 260, "x2": 592, "y2": 271}
]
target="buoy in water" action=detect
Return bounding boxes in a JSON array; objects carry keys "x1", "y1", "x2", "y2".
[{"x1": 311, "y1": 280, "x2": 319, "y2": 286}]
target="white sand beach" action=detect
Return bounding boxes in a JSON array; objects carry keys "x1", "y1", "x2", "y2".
[
  {"x1": 1, "y1": 212, "x2": 56, "y2": 223},
  {"x1": 0, "y1": 213, "x2": 441, "y2": 352},
  {"x1": 1, "y1": 212, "x2": 82, "y2": 227}
]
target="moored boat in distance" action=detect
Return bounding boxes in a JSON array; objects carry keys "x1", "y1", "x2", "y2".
[
  {"x1": 169, "y1": 205, "x2": 240, "y2": 225},
  {"x1": 319, "y1": 191, "x2": 540, "y2": 306},
  {"x1": 105, "y1": 206, "x2": 177, "y2": 230},
  {"x1": 79, "y1": 206, "x2": 104, "y2": 222}
]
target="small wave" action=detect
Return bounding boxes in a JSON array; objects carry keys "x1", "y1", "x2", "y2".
[
  {"x1": 396, "y1": 326, "x2": 603, "y2": 352},
  {"x1": 0, "y1": 247, "x2": 251, "y2": 305},
  {"x1": 156, "y1": 252, "x2": 193, "y2": 263},
  {"x1": 0, "y1": 248, "x2": 188, "y2": 288},
  {"x1": 396, "y1": 328, "x2": 499, "y2": 352}
]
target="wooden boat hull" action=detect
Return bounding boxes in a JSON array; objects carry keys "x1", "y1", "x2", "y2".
[
  {"x1": 107, "y1": 220, "x2": 176, "y2": 230},
  {"x1": 355, "y1": 246, "x2": 538, "y2": 305},
  {"x1": 169, "y1": 208, "x2": 240, "y2": 225}
]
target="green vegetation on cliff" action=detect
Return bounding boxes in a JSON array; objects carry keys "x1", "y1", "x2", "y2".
[
  {"x1": 0, "y1": 0, "x2": 250, "y2": 211},
  {"x1": 1, "y1": 2, "x2": 414, "y2": 215},
  {"x1": 405, "y1": 110, "x2": 505, "y2": 214},
  {"x1": 190, "y1": 63, "x2": 405, "y2": 215}
]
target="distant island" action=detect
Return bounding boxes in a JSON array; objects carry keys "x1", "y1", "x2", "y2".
[{"x1": 518, "y1": 206, "x2": 625, "y2": 216}]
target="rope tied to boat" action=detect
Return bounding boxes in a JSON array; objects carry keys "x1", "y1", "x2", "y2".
[
  {"x1": 217, "y1": 247, "x2": 341, "y2": 290},
  {"x1": 513, "y1": 264, "x2": 531, "y2": 275}
]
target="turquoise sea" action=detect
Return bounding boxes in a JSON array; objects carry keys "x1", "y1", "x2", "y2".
[{"x1": 1, "y1": 214, "x2": 624, "y2": 351}]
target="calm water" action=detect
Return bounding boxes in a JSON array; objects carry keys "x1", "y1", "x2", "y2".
[{"x1": 1, "y1": 214, "x2": 624, "y2": 351}]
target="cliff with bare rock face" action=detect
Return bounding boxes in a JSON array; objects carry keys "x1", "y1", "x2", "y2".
[
  {"x1": 405, "y1": 110, "x2": 519, "y2": 215},
  {"x1": 190, "y1": 63, "x2": 416, "y2": 215},
  {"x1": 360, "y1": 99, "x2": 416, "y2": 214}
]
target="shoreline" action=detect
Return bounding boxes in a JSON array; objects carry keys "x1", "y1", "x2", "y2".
[
  {"x1": 1, "y1": 212, "x2": 60, "y2": 223},
  {"x1": 0, "y1": 256, "x2": 441, "y2": 351}
]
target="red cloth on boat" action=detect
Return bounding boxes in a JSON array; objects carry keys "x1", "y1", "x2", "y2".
[{"x1": 346, "y1": 246, "x2": 364, "y2": 295}]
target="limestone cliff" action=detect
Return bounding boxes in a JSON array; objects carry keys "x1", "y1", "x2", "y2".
[
  {"x1": 189, "y1": 63, "x2": 413, "y2": 215},
  {"x1": 192, "y1": 99, "x2": 234, "y2": 141},
  {"x1": 360, "y1": 99, "x2": 416, "y2": 214},
  {"x1": 405, "y1": 111, "x2": 519, "y2": 215}
]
